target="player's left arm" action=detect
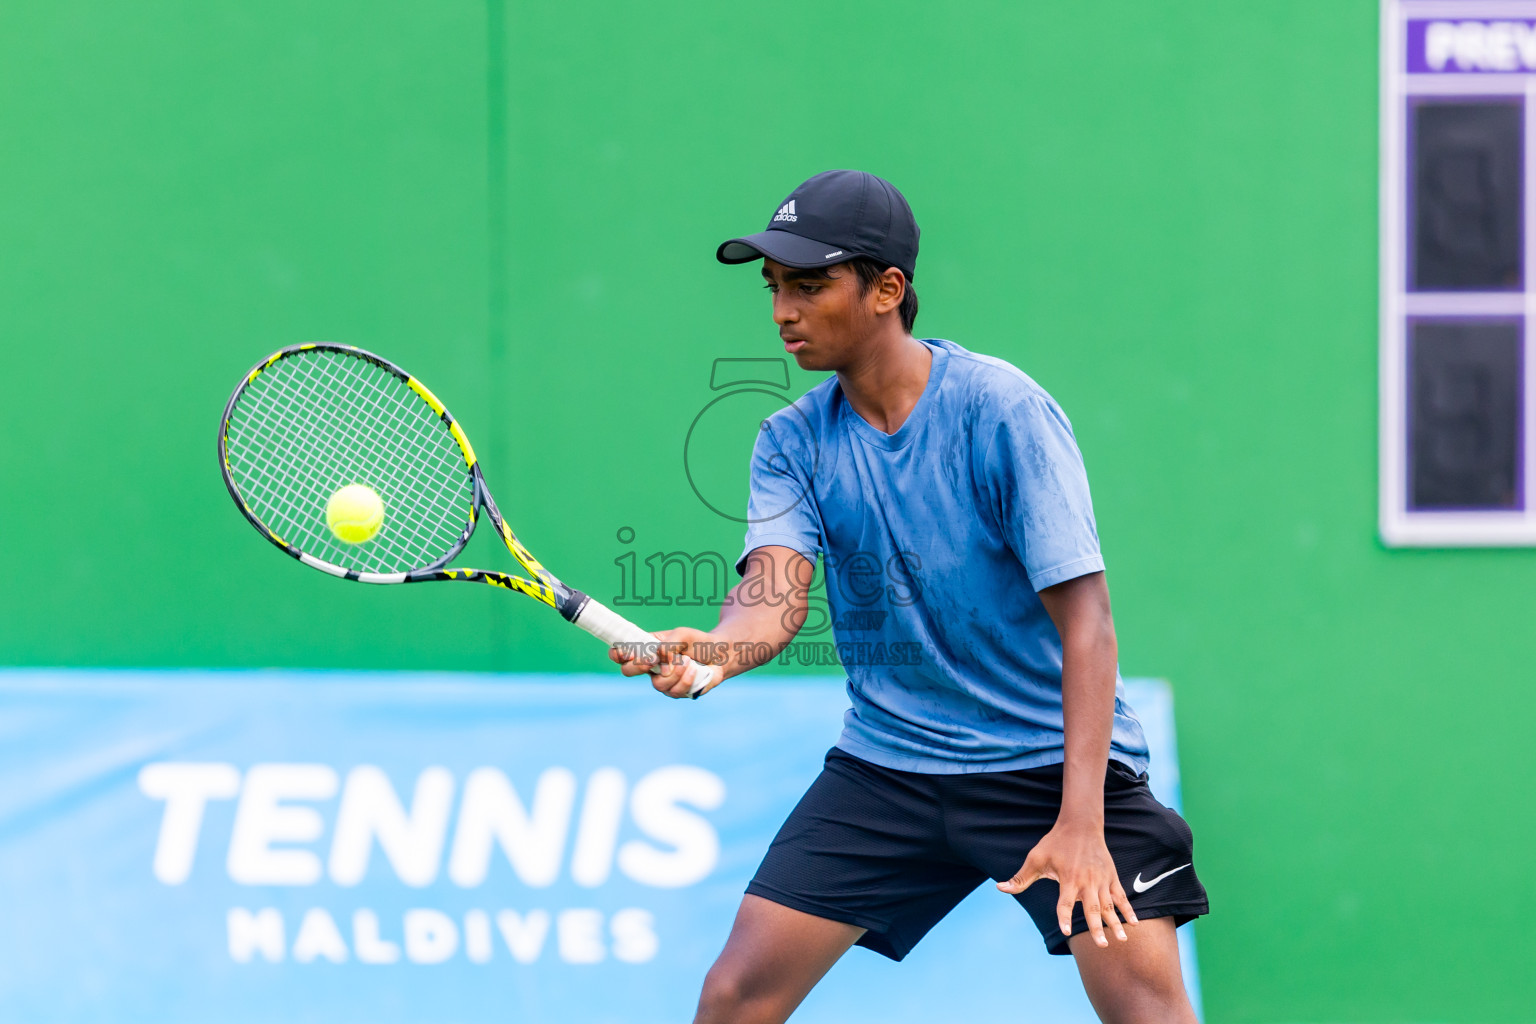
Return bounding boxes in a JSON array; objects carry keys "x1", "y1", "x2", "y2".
[{"x1": 996, "y1": 570, "x2": 1138, "y2": 948}]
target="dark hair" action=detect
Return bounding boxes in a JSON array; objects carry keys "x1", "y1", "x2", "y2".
[{"x1": 806, "y1": 257, "x2": 919, "y2": 333}]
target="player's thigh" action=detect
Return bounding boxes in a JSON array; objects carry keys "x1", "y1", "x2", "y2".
[
  {"x1": 1068, "y1": 917, "x2": 1198, "y2": 1024},
  {"x1": 749, "y1": 747, "x2": 984, "y2": 961},
  {"x1": 947, "y1": 760, "x2": 1207, "y2": 955},
  {"x1": 697, "y1": 895, "x2": 864, "y2": 1023}
]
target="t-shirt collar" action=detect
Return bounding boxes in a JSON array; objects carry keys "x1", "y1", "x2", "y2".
[{"x1": 842, "y1": 338, "x2": 950, "y2": 451}]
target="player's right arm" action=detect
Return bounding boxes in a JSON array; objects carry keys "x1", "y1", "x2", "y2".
[{"x1": 608, "y1": 545, "x2": 811, "y2": 699}]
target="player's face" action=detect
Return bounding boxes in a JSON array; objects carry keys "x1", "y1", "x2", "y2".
[{"x1": 760, "y1": 259, "x2": 877, "y2": 372}]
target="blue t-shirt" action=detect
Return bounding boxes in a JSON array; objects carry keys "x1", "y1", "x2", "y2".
[{"x1": 738, "y1": 338, "x2": 1148, "y2": 774}]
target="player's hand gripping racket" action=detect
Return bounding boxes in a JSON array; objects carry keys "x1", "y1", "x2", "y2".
[{"x1": 218, "y1": 342, "x2": 716, "y2": 698}]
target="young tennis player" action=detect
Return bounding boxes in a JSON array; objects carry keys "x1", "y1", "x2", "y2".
[{"x1": 611, "y1": 170, "x2": 1207, "y2": 1023}]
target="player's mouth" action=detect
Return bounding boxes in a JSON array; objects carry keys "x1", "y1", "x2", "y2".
[{"x1": 781, "y1": 335, "x2": 807, "y2": 353}]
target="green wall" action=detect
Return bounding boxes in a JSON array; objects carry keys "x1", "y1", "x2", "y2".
[{"x1": 2, "y1": 2, "x2": 1528, "y2": 1020}]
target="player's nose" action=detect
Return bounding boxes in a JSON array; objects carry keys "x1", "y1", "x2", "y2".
[{"x1": 772, "y1": 294, "x2": 797, "y2": 325}]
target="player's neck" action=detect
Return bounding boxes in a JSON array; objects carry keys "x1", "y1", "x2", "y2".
[{"x1": 835, "y1": 329, "x2": 931, "y2": 436}]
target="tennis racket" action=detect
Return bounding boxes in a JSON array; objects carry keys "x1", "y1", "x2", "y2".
[{"x1": 217, "y1": 342, "x2": 716, "y2": 698}]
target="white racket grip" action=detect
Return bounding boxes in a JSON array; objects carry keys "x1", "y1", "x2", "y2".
[{"x1": 572, "y1": 596, "x2": 717, "y2": 698}]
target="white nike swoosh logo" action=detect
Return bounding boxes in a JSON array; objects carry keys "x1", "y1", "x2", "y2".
[{"x1": 1132, "y1": 863, "x2": 1191, "y2": 893}]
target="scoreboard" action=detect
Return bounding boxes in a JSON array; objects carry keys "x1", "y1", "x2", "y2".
[{"x1": 1381, "y1": 1, "x2": 1536, "y2": 544}]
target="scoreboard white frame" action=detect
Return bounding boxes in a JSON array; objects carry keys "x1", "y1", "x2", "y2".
[{"x1": 1380, "y1": 0, "x2": 1536, "y2": 545}]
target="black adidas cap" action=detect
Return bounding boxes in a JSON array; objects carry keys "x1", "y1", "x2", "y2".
[{"x1": 716, "y1": 169, "x2": 920, "y2": 282}]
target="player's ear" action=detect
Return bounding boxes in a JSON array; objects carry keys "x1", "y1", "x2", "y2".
[{"x1": 872, "y1": 268, "x2": 905, "y2": 316}]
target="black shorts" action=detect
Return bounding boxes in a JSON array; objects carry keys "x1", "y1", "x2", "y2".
[{"x1": 746, "y1": 748, "x2": 1208, "y2": 958}]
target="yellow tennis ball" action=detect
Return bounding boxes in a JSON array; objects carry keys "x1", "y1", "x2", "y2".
[{"x1": 325, "y1": 483, "x2": 384, "y2": 544}]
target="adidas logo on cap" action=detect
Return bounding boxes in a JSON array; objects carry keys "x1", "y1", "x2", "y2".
[{"x1": 772, "y1": 200, "x2": 798, "y2": 223}]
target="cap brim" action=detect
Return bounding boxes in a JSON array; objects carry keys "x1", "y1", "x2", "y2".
[{"x1": 716, "y1": 229, "x2": 861, "y2": 270}]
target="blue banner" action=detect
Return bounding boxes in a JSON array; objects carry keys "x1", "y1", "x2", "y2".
[{"x1": 0, "y1": 671, "x2": 1198, "y2": 1022}]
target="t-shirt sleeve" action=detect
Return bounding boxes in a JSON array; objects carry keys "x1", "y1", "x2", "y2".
[
  {"x1": 984, "y1": 392, "x2": 1105, "y2": 591},
  {"x1": 734, "y1": 420, "x2": 823, "y2": 576}
]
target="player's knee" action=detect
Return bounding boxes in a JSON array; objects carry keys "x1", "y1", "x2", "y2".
[
  {"x1": 695, "y1": 963, "x2": 747, "y2": 1022},
  {"x1": 1089, "y1": 965, "x2": 1195, "y2": 1024},
  {"x1": 1137, "y1": 971, "x2": 1192, "y2": 1011},
  {"x1": 695, "y1": 961, "x2": 782, "y2": 1024}
]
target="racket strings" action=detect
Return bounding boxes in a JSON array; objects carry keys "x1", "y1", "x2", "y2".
[
  {"x1": 232, "y1": 358, "x2": 466, "y2": 571},
  {"x1": 225, "y1": 349, "x2": 475, "y2": 574},
  {"x1": 262, "y1": 356, "x2": 464, "y2": 539},
  {"x1": 245, "y1": 355, "x2": 469, "y2": 567},
  {"x1": 232, "y1": 368, "x2": 459, "y2": 572}
]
